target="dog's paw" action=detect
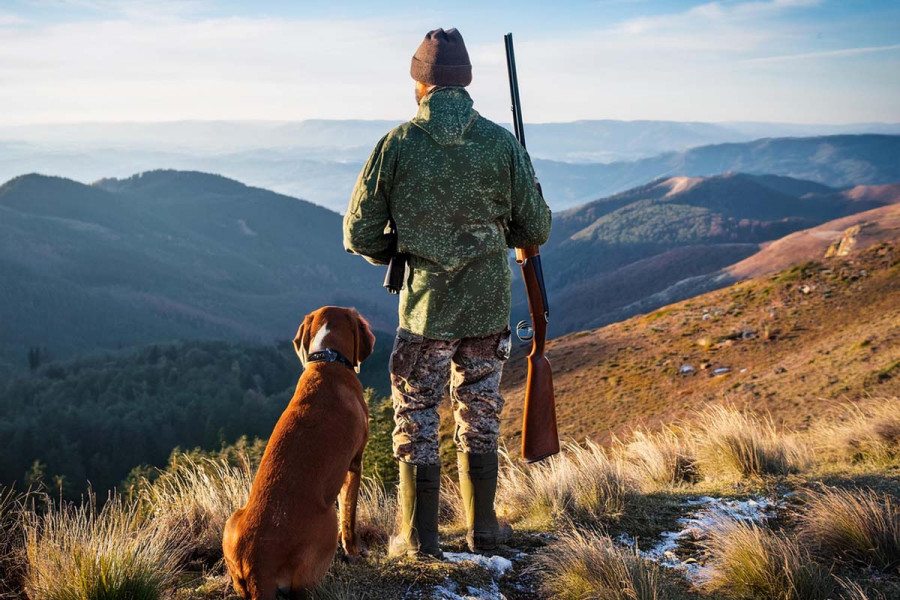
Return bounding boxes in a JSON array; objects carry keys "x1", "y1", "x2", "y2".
[{"x1": 340, "y1": 539, "x2": 368, "y2": 563}]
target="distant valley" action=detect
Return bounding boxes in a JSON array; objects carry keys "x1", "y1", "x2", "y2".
[{"x1": 2, "y1": 119, "x2": 899, "y2": 213}]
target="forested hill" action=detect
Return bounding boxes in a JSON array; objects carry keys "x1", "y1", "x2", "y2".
[
  {"x1": 0, "y1": 170, "x2": 396, "y2": 375},
  {"x1": 0, "y1": 336, "x2": 385, "y2": 498},
  {"x1": 0, "y1": 341, "x2": 298, "y2": 497}
]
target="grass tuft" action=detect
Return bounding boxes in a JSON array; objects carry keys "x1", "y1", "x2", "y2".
[
  {"x1": 538, "y1": 528, "x2": 679, "y2": 600},
  {"x1": 704, "y1": 517, "x2": 835, "y2": 600},
  {"x1": 357, "y1": 476, "x2": 399, "y2": 546},
  {"x1": 799, "y1": 487, "x2": 900, "y2": 571},
  {"x1": 817, "y1": 400, "x2": 900, "y2": 465},
  {"x1": 694, "y1": 406, "x2": 806, "y2": 480},
  {"x1": 621, "y1": 427, "x2": 698, "y2": 491},
  {"x1": 497, "y1": 442, "x2": 630, "y2": 528},
  {"x1": 140, "y1": 455, "x2": 252, "y2": 563},
  {"x1": 1, "y1": 486, "x2": 28, "y2": 599},
  {"x1": 23, "y1": 494, "x2": 184, "y2": 600}
]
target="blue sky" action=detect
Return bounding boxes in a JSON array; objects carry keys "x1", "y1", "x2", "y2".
[{"x1": 1, "y1": 0, "x2": 898, "y2": 124}]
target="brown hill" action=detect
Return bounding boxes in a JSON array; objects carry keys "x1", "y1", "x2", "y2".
[
  {"x1": 500, "y1": 241, "x2": 900, "y2": 452},
  {"x1": 727, "y1": 203, "x2": 900, "y2": 280}
]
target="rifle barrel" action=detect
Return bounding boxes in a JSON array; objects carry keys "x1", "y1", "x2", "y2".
[{"x1": 504, "y1": 33, "x2": 526, "y2": 150}]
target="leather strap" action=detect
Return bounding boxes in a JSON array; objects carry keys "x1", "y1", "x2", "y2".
[{"x1": 306, "y1": 348, "x2": 355, "y2": 370}]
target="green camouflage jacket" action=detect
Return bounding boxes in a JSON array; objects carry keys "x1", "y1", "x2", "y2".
[{"x1": 342, "y1": 87, "x2": 551, "y2": 340}]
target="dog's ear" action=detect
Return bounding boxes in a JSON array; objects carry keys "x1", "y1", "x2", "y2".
[
  {"x1": 353, "y1": 311, "x2": 375, "y2": 369},
  {"x1": 293, "y1": 314, "x2": 314, "y2": 367}
]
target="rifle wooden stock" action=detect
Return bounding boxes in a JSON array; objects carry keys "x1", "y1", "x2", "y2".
[{"x1": 516, "y1": 246, "x2": 560, "y2": 462}]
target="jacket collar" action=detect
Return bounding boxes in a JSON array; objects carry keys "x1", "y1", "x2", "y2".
[{"x1": 412, "y1": 87, "x2": 478, "y2": 146}]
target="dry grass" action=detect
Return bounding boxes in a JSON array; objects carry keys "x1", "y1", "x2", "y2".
[
  {"x1": 799, "y1": 487, "x2": 900, "y2": 571},
  {"x1": 620, "y1": 427, "x2": 698, "y2": 491},
  {"x1": 693, "y1": 406, "x2": 807, "y2": 480},
  {"x1": 497, "y1": 442, "x2": 630, "y2": 528},
  {"x1": 703, "y1": 517, "x2": 835, "y2": 600},
  {"x1": 141, "y1": 455, "x2": 252, "y2": 563},
  {"x1": 357, "y1": 476, "x2": 399, "y2": 546},
  {"x1": 538, "y1": 528, "x2": 680, "y2": 600},
  {"x1": 816, "y1": 400, "x2": 900, "y2": 466},
  {"x1": 23, "y1": 494, "x2": 184, "y2": 600},
  {"x1": 438, "y1": 474, "x2": 465, "y2": 530},
  {"x1": 838, "y1": 579, "x2": 873, "y2": 600},
  {"x1": 0, "y1": 487, "x2": 27, "y2": 599}
]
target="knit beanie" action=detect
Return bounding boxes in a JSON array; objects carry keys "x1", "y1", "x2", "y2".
[{"x1": 410, "y1": 28, "x2": 472, "y2": 87}]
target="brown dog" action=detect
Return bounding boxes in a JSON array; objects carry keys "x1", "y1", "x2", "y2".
[{"x1": 223, "y1": 306, "x2": 375, "y2": 599}]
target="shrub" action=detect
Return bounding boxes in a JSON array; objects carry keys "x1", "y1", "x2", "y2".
[
  {"x1": 23, "y1": 494, "x2": 183, "y2": 600},
  {"x1": 538, "y1": 529, "x2": 679, "y2": 600},
  {"x1": 621, "y1": 427, "x2": 698, "y2": 491},
  {"x1": 798, "y1": 487, "x2": 900, "y2": 571},
  {"x1": 693, "y1": 406, "x2": 806, "y2": 480},
  {"x1": 703, "y1": 517, "x2": 834, "y2": 600},
  {"x1": 141, "y1": 455, "x2": 252, "y2": 562}
]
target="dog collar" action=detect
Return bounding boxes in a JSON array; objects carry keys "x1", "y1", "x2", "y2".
[{"x1": 306, "y1": 348, "x2": 355, "y2": 371}]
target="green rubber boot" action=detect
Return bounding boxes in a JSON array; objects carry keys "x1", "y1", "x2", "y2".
[
  {"x1": 457, "y1": 452, "x2": 512, "y2": 553},
  {"x1": 388, "y1": 461, "x2": 443, "y2": 559}
]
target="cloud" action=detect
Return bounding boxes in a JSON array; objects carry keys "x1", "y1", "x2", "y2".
[
  {"x1": 0, "y1": 12, "x2": 28, "y2": 25},
  {"x1": 0, "y1": 15, "x2": 427, "y2": 123},
  {"x1": 744, "y1": 44, "x2": 900, "y2": 64},
  {"x1": 0, "y1": 1, "x2": 896, "y2": 125},
  {"x1": 22, "y1": 0, "x2": 215, "y2": 19}
]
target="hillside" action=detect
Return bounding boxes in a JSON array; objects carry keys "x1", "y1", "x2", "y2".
[
  {"x1": 0, "y1": 170, "x2": 397, "y2": 375},
  {"x1": 531, "y1": 174, "x2": 900, "y2": 336},
  {"x1": 501, "y1": 241, "x2": 900, "y2": 451}
]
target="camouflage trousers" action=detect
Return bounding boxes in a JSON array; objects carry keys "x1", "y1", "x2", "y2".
[{"x1": 390, "y1": 326, "x2": 512, "y2": 466}]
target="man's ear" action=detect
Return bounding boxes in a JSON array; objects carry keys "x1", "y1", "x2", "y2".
[
  {"x1": 293, "y1": 314, "x2": 313, "y2": 366},
  {"x1": 354, "y1": 311, "x2": 376, "y2": 368}
]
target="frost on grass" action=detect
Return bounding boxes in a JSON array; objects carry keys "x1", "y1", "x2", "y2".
[
  {"x1": 619, "y1": 495, "x2": 778, "y2": 582},
  {"x1": 443, "y1": 552, "x2": 514, "y2": 576},
  {"x1": 431, "y1": 579, "x2": 506, "y2": 600}
]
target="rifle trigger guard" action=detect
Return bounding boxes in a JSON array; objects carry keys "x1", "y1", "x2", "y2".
[{"x1": 516, "y1": 320, "x2": 534, "y2": 342}]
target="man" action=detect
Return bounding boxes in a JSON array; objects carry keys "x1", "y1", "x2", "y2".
[{"x1": 342, "y1": 27, "x2": 551, "y2": 558}]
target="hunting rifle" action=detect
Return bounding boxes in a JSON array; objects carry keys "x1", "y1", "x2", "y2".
[{"x1": 505, "y1": 32, "x2": 560, "y2": 463}]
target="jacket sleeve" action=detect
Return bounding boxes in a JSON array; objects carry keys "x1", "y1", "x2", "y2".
[
  {"x1": 506, "y1": 143, "x2": 552, "y2": 249},
  {"x1": 342, "y1": 134, "x2": 395, "y2": 265}
]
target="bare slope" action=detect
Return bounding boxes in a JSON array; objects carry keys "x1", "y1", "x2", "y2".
[{"x1": 501, "y1": 241, "x2": 900, "y2": 452}]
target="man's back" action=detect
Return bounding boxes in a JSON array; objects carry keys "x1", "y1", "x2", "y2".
[{"x1": 343, "y1": 86, "x2": 551, "y2": 340}]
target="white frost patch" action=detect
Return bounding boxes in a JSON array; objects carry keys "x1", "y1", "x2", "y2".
[
  {"x1": 619, "y1": 496, "x2": 777, "y2": 582},
  {"x1": 444, "y1": 552, "x2": 513, "y2": 576},
  {"x1": 432, "y1": 579, "x2": 506, "y2": 600}
]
